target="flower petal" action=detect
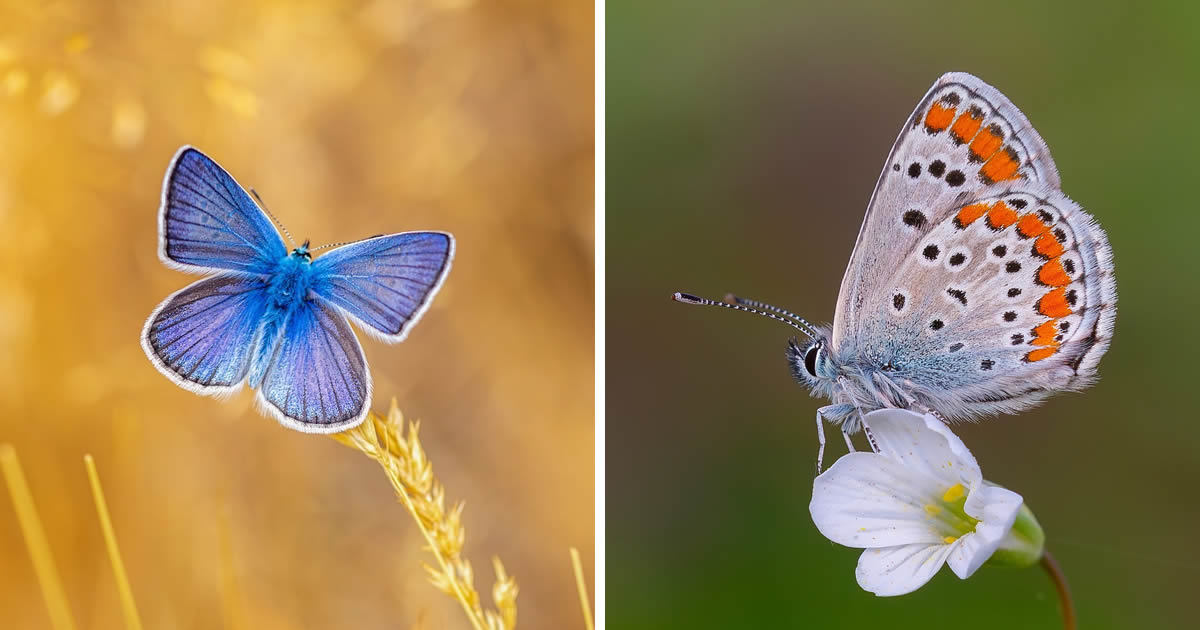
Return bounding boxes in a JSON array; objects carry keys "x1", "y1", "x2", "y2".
[
  {"x1": 948, "y1": 484, "x2": 1023, "y2": 578},
  {"x1": 811, "y1": 452, "x2": 947, "y2": 548},
  {"x1": 862, "y1": 409, "x2": 982, "y2": 489},
  {"x1": 856, "y1": 542, "x2": 954, "y2": 596}
]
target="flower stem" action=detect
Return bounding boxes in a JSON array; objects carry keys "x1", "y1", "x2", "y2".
[{"x1": 1040, "y1": 549, "x2": 1076, "y2": 630}]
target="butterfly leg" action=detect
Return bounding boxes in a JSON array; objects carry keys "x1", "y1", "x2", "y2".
[
  {"x1": 814, "y1": 408, "x2": 828, "y2": 475},
  {"x1": 842, "y1": 428, "x2": 856, "y2": 453},
  {"x1": 860, "y1": 419, "x2": 880, "y2": 453},
  {"x1": 814, "y1": 403, "x2": 855, "y2": 474}
]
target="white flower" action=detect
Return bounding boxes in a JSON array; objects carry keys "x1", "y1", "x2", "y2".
[{"x1": 809, "y1": 408, "x2": 1026, "y2": 596}]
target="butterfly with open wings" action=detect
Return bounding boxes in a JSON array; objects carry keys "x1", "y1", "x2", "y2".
[{"x1": 142, "y1": 147, "x2": 454, "y2": 433}]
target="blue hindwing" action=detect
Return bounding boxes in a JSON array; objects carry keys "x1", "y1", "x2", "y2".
[
  {"x1": 256, "y1": 296, "x2": 369, "y2": 431},
  {"x1": 142, "y1": 274, "x2": 271, "y2": 391}
]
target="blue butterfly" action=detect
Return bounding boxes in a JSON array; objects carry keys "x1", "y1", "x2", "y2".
[{"x1": 141, "y1": 146, "x2": 454, "y2": 433}]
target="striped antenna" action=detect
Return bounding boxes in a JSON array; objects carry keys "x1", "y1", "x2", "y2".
[
  {"x1": 673, "y1": 292, "x2": 817, "y2": 339},
  {"x1": 722, "y1": 293, "x2": 820, "y2": 338},
  {"x1": 309, "y1": 234, "x2": 380, "y2": 253},
  {"x1": 250, "y1": 188, "x2": 296, "y2": 248}
]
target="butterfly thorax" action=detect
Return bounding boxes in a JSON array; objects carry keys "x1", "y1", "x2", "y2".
[
  {"x1": 788, "y1": 327, "x2": 915, "y2": 433},
  {"x1": 268, "y1": 246, "x2": 316, "y2": 310}
]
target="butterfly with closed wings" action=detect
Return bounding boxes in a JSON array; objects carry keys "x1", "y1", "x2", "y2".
[
  {"x1": 675, "y1": 72, "x2": 1116, "y2": 469},
  {"x1": 142, "y1": 146, "x2": 454, "y2": 433}
]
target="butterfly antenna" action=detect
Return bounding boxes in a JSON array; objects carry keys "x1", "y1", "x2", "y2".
[
  {"x1": 673, "y1": 292, "x2": 816, "y2": 339},
  {"x1": 309, "y1": 240, "x2": 349, "y2": 252},
  {"x1": 310, "y1": 237, "x2": 363, "y2": 252},
  {"x1": 250, "y1": 187, "x2": 296, "y2": 248},
  {"x1": 310, "y1": 233, "x2": 387, "y2": 252},
  {"x1": 722, "y1": 293, "x2": 821, "y2": 337}
]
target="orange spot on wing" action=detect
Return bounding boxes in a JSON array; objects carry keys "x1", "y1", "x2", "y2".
[
  {"x1": 950, "y1": 109, "x2": 982, "y2": 143},
  {"x1": 1037, "y1": 287, "x2": 1073, "y2": 318},
  {"x1": 969, "y1": 126, "x2": 1004, "y2": 162},
  {"x1": 1035, "y1": 232, "x2": 1064, "y2": 258},
  {"x1": 1017, "y1": 214, "x2": 1049, "y2": 238},
  {"x1": 986, "y1": 201, "x2": 1018, "y2": 229},
  {"x1": 955, "y1": 203, "x2": 989, "y2": 227},
  {"x1": 981, "y1": 146, "x2": 1022, "y2": 183},
  {"x1": 1026, "y1": 347, "x2": 1057, "y2": 362},
  {"x1": 925, "y1": 102, "x2": 956, "y2": 132},
  {"x1": 1038, "y1": 258, "x2": 1072, "y2": 287},
  {"x1": 1031, "y1": 320, "x2": 1059, "y2": 345}
]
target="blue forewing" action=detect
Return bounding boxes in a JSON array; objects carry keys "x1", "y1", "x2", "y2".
[
  {"x1": 159, "y1": 148, "x2": 288, "y2": 274},
  {"x1": 311, "y1": 232, "x2": 454, "y2": 341}
]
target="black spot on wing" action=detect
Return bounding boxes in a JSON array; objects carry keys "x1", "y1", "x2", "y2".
[{"x1": 903, "y1": 210, "x2": 928, "y2": 228}]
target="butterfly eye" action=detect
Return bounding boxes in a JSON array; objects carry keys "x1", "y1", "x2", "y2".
[{"x1": 804, "y1": 344, "x2": 820, "y2": 378}]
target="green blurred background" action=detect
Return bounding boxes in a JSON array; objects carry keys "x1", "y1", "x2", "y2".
[
  {"x1": 608, "y1": 1, "x2": 1197, "y2": 628},
  {"x1": 0, "y1": 1, "x2": 593, "y2": 628}
]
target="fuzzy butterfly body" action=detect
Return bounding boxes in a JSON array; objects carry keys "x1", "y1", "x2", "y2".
[
  {"x1": 676, "y1": 72, "x2": 1115, "y2": 455},
  {"x1": 142, "y1": 147, "x2": 454, "y2": 433}
]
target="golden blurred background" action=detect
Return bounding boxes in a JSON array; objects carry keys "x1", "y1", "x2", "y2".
[{"x1": 0, "y1": 1, "x2": 593, "y2": 628}]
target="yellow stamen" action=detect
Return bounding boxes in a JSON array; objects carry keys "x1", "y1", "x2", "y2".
[
  {"x1": 924, "y1": 504, "x2": 943, "y2": 516},
  {"x1": 943, "y1": 536, "x2": 958, "y2": 544},
  {"x1": 942, "y1": 483, "x2": 966, "y2": 503}
]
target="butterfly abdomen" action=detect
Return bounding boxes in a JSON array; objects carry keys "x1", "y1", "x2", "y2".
[{"x1": 246, "y1": 255, "x2": 317, "y2": 388}]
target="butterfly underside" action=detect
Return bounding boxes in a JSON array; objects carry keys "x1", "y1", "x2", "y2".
[{"x1": 831, "y1": 72, "x2": 1116, "y2": 423}]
